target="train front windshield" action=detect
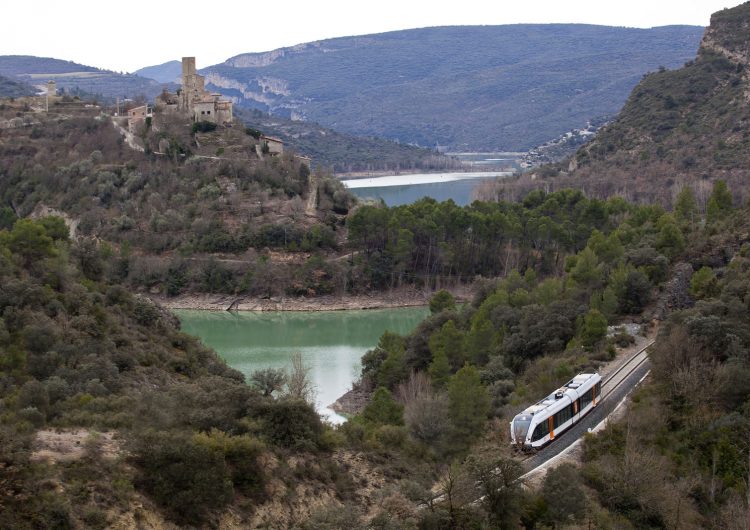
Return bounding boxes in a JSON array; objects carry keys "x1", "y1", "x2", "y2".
[{"x1": 512, "y1": 414, "x2": 532, "y2": 441}]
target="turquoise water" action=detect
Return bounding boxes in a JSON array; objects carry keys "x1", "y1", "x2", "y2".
[{"x1": 175, "y1": 307, "x2": 429, "y2": 422}]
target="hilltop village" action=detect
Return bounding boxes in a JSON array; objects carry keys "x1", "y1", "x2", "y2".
[{"x1": 122, "y1": 57, "x2": 287, "y2": 160}]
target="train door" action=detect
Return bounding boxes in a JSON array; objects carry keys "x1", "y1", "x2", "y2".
[{"x1": 548, "y1": 416, "x2": 555, "y2": 440}]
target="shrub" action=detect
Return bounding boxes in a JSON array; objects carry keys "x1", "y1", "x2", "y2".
[
  {"x1": 429, "y1": 290, "x2": 456, "y2": 314},
  {"x1": 362, "y1": 387, "x2": 404, "y2": 426},
  {"x1": 689, "y1": 266, "x2": 719, "y2": 300},
  {"x1": 193, "y1": 429, "x2": 267, "y2": 500},
  {"x1": 191, "y1": 121, "x2": 217, "y2": 134},
  {"x1": 131, "y1": 431, "x2": 233, "y2": 523},
  {"x1": 251, "y1": 399, "x2": 325, "y2": 450},
  {"x1": 581, "y1": 309, "x2": 608, "y2": 350}
]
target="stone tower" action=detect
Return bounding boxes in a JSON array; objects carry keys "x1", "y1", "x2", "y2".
[
  {"x1": 180, "y1": 57, "x2": 206, "y2": 112},
  {"x1": 178, "y1": 57, "x2": 233, "y2": 124}
]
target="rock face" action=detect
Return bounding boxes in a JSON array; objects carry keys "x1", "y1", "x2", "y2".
[{"x1": 655, "y1": 262, "x2": 695, "y2": 320}]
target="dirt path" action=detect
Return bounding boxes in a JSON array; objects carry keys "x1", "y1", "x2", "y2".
[{"x1": 111, "y1": 117, "x2": 144, "y2": 152}]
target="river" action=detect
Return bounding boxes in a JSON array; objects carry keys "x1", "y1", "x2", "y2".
[
  {"x1": 175, "y1": 307, "x2": 430, "y2": 423},
  {"x1": 341, "y1": 171, "x2": 513, "y2": 206}
]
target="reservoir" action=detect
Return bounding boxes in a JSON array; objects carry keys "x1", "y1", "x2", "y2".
[
  {"x1": 342, "y1": 171, "x2": 513, "y2": 207},
  {"x1": 175, "y1": 307, "x2": 430, "y2": 423}
]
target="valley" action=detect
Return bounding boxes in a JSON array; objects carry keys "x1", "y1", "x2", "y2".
[{"x1": 1, "y1": 3, "x2": 750, "y2": 529}]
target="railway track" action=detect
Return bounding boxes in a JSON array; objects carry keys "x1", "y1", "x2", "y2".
[
  {"x1": 602, "y1": 342, "x2": 652, "y2": 397},
  {"x1": 425, "y1": 340, "x2": 656, "y2": 506},
  {"x1": 518, "y1": 340, "x2": 654, "y2": 470}
]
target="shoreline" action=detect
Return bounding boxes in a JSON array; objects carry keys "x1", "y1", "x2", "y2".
[{"x1": 149, "y1": 286, "x2": 470, "y2": 312}]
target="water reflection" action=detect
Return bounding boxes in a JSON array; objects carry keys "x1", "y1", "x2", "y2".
[{"x1": 175, "y1": 308, "x2": 429, "y2": 423}]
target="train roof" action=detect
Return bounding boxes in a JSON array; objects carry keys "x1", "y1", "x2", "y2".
[{"x1": 516, "y1": 372, "x2": 600, "y2": 418}]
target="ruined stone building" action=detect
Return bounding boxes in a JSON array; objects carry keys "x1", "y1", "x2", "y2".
[
  {"x1": 178, "y1": 57, "x2": 233, "y2": 125},
  {"x1": 127, "y1": 105, "x2": 150, "y2": 133}
]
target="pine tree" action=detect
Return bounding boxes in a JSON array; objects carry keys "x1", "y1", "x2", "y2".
[
  {"x1": 674, "y1": 186, "x2": 698, "y2": 224},
  {"x1": 428, "y1": 349, "x2": 451, "y2": 388},
  {"x1": 447, "y1": 364, "x2": 490, "y2": 447}
]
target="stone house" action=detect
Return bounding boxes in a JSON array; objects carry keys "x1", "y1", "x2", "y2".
[
  {"x1": 260, "y1": 134, "x2": 284, "y2": 155},
  {"x1": 127, "y1": 105, "x2": 151, "y2": 133}
]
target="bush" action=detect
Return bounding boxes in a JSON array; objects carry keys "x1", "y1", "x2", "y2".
[
  {"x1": 689, "y1": 266, "x2": 719, "y2": 300},
  {"x1": 131, "y1": 431, "x2": 233, "y2": 524},
  {"x1": 581, "y1": 309, "x2": 608, "y2": 350},
  {"x1": 193, "y1": 429, "x2": 267, "y2": 500},
  {"x1": 362, "y1": 387, "x2": 404, "y2": 426},
  {"x1": 251, "y1": 399, "x2": 325, "y2": 450},
  {"x1": 191, "y1": 121, "x2": 217, "y2": 134},
  {"x1": 429, "y1": 290, "x2": 456, "y2": 314}
]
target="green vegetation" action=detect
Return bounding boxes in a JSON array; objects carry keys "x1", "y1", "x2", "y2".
[
  {"x1": 1, "y1": 5, "x2": 749, "y2": 526},
  {"x1": 530, "y1": 4, "x2": 750, "y2": 206},
  {"x1": 0, "y1": 216, "x2": 348, "y2": 527},
  {"x1": 191, "y1": 120, "x2": 217, "y2": 134},
  {"x1": 581, "y1": 207, "x2": 750, "y2": 528},
  {"x1": 0, "y1": 101, "x2": 359, "y2": 298}
]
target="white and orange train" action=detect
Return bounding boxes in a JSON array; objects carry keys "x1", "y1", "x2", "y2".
[{"x1": 510, "y1": 373, "x2": 602, "y2": 451}]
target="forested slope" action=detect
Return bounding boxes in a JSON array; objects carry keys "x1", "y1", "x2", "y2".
[
  {"x1": 334, "y1": 181, "x2": 750, "y2": 528},
  {"x1": 203, "y1": 24, "x2": 703, "y2": 151},
  {"x1": 235, "y1": 107, "x2": 461, "y2": 174},
  {"x1": 0, "y1": 74, "x2": 36, "y2": 97},
  {"x1": 0, "y1": 215, "x2": 372, "y2": 528}
]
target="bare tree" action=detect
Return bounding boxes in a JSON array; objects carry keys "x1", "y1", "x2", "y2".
[
  {"x1": 285, "y1": 352, "x2": 315, "y2": 403},
  {"x1": 404, "y1": 390, "x2": 449, "y2": 446},
  {"x1": 395, "y1": 371, "x2": 431, "y2": 406}
]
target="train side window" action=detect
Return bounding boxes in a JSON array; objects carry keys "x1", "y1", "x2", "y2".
[
  {"x1": 531, "y1": 420, "x2": 549, "y2": 441},
  {"x1": 581, "y1": 390, "x2": 592, "y2": 408}
]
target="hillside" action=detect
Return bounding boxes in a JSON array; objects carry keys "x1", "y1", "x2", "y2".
[
  {"x1": 481, "y1": 2, "x2": 750, "y2": 207},
  {"x1": 135, "y1": 59, "x2": 181, "y2": 83},
  {"x1": 235, "y1": 107, "x2": 461, "y2": 173},
  {"x1": 196, "y1": 24, "x2": 703, "y2": 151},
  {"x1": 0, "y1": 74, "x2": 36, "y2": 97},
  {"x1": 0, "y1": 55, "x2": 174, "y2": 101},
  {"x1": 0, "y1": 215, "x2": 397, "y2": 529},
  {"x1": 568, "y1": 2, "x2": 750, "y2": 203}
]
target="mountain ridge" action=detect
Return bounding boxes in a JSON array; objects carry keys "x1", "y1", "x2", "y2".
[
  {"x1": 0, "y1": 55, "x2": 173, "y2": 101},
  {"x1": 195, "y1": 24, "x2": 704, "y2": 151}
]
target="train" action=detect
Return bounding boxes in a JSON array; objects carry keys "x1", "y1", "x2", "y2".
[{"x1": 509, "y1": 372, "x2": 602, "y2": 451}]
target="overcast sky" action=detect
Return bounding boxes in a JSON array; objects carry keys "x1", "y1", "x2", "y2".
[{"x1": 1, "y1": 0, "x2": 739, "y2": 72}]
